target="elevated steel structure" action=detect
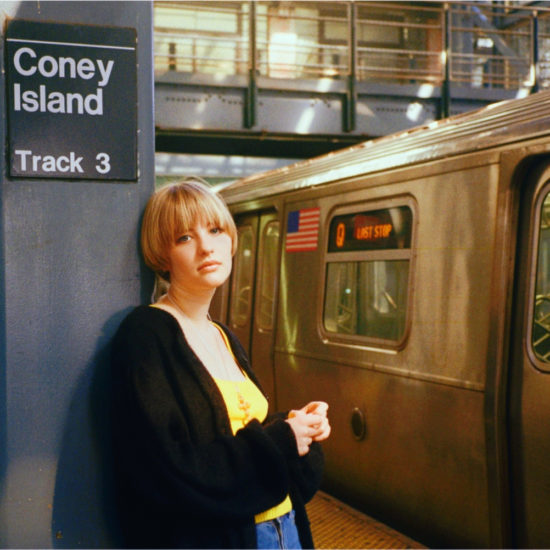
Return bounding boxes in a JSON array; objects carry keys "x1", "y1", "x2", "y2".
[{"x1": 154, "y1": 1, "x2": 550, "y2": 158}]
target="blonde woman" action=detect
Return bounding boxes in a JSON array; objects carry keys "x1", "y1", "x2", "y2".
[{"x1": 111, "y1": 180, "x2": 330, "y2": 549}]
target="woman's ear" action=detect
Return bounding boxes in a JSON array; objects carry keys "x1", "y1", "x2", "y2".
[{"x1": 152, "y1": 273, "x2": 170, "y2": 302}]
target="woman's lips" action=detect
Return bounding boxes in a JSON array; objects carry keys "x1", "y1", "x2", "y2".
[{"x1": 198, "y1": 260, "x2": 221, "y2": 272}]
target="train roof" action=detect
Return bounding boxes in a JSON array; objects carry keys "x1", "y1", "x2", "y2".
[{"x1": 220, "y1": 89, "x2": 550, "y2": 204}]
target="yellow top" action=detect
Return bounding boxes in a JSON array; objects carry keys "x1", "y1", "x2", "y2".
[{"x1": 212, "y1": 323, "x2": 292, "y2": 524}]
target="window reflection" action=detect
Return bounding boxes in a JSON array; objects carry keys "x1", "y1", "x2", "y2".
[
  {"x1": 230, "y1": 225, "x2": 254, "y2": 327},
  {"x1": 257, "y1": 221, "x2": 280, "y2": 331},
  {"x1": 532, "y1": 192, "x2": 550, "y2": 362},
  {"x1": 324, "y1": 260, "x2": 409, "y2": 341}
]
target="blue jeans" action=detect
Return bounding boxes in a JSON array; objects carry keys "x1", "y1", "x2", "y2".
[{"x1": 255, "y1": 510, "x2": 302, "y2": 549}]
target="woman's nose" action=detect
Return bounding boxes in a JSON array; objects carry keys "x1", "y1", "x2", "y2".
[{"x1": 197, "y1": 233, "x2": 214, "y2": 254}]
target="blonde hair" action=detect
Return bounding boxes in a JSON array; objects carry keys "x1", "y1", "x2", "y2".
[{"x1": 141, "y1": 179, "x2": 238, "y2": 282}]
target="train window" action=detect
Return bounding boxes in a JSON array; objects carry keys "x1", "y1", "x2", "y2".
[
  {"x1": 532, "y1": 191, "x2": 550, "y2": 364},
  {"x1": 257, "y1": 221, "x2": 280, "y2": 331},
  {"x1": 323, "y1": 204, "x2": 413, "y2": 345},
  {"x1": 324, "y1": 261, "x2": 410, "y2": 340},
  {"x1": 230, "y1": 225, "x2": 255, "y2": 328}
]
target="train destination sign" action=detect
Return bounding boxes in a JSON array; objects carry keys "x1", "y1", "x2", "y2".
[
  {"x1": 328, "y1": 206, "x2": 412, "y2": 252},
  {"x1": 5, "y1": 20, "x2": 137, "y2": 180}
]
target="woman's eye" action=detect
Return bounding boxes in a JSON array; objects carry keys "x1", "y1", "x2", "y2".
[
  {"x1": 177, "y1": 235, "x2": 191, "y2": 243},
  {"x1": 211, "y1": 227, "x2": 223, "y2": 234}
]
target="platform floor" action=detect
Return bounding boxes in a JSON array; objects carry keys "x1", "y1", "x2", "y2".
[{"x1": 306, "y1": 492, "x2": 427, "y2": 549}]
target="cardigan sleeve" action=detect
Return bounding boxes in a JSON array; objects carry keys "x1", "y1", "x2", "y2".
[
  {"x1": 111, "y1": 307, "x2": 302, "y2": 522},
  {"x1": 288, "y1": 442, "x2": 325, "y2": 503},
  {"x1": 262, "y1": 412, "x2": 325, "y2": 505}
]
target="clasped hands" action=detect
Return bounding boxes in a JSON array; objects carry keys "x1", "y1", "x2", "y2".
[{"x1": 285, "y1": 401, "x2": 331, "y2": 456}]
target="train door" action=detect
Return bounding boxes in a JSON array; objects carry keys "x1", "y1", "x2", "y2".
[
  {"x1": 508, "y1": 163, "x2": 550, "y2": 548},
  {"x1": 229, "y1": 211, "x2": 280, "y2": 405}
]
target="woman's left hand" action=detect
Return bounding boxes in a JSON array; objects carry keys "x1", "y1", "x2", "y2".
[{"x1": 299, "y1": 401, "x2": 331, "y2": 442}]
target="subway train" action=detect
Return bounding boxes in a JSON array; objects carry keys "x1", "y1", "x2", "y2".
[{"x1": 210, "y1": 89, "x2": 550, "y2": 549}]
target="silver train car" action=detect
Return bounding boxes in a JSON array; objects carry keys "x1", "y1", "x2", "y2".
[{"x1": 212, "y1": 90, "x2": 550, "y2": 548}]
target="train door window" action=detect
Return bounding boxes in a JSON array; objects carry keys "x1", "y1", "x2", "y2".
[
  {"x1": 531, "y1": 189, "x2": 550, "y2": 366},
  {"x1": 230, "y1": 224, "x2": 255, "y2": 327},
  {"x1": 324, "y1": 263, "x2": 357, "y2": 334},
  {"x1": 323, "y1": 203, "x2": 414, "y2": 346},
  {"x1": 256, "y1": 221, "x2": 280, "y2": 331}
]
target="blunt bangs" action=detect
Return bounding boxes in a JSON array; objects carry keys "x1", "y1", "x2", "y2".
[
  {"x1": 141, "y1": 180, "x2": 237, "y2": 275},
  {"x1": 170, "y1": 186, "x2": 232, "y2": 241}
]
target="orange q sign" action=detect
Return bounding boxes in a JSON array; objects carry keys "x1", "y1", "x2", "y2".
[{"x1": 336, "y1": 222, "x2": 346, "y2": 248}]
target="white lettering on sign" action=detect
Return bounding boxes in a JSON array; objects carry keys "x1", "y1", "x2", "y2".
[
  {"x1": 13, "y1": 83, "x2": 103, "y2": 115},
  {"x1": 15, "y1": 149, "x2": 84, "y2": 174},
  {"x1": 11, "y1": 46, "x2": 116, "y2": 117},
  {"x1": 14, "y1": 149, "x2": 113, "y2": 175},
  {"x1": 95, "y1": 153, "x2": 111, "y2": 174},
  {"x1": 13, "y1": 46, "x2": 115, "y2": 86}
]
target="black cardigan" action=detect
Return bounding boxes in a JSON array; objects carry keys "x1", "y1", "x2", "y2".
[{"x1": 111, "y1": 306, "x2": 324, "y2": 549}]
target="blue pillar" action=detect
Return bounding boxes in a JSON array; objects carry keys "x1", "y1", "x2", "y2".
[{"x1": 0, "y1": 2, "x2": 155, "y2": 547}]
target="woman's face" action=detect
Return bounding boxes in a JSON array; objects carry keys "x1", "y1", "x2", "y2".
[{"x1": 167, "y1": 219, "x2": 233, "y2": 295}]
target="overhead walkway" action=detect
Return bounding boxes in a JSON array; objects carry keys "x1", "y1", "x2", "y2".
[{"x1": 154, "y1": 1, "x2": 550, "y2": 159}]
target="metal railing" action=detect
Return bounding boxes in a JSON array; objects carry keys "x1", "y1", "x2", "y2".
[
  {"x1": 155, "y1": 31, "x2": 249, "y2": 75},
  {"x1": 449, "y1": 3, "x2": 535, "y2": 89},
  {"x1": 154, "y1": 1, "x2": 550, "y2": 91},
  {"x1": 154, "y1": 1, "x2": 250, "y2": 77},
  {"x1": 354, "y1": 2, "x2": 444, "y2": 85},
  {"x1": 254, "y1": 4, "x2": 349, "y2": 79}
]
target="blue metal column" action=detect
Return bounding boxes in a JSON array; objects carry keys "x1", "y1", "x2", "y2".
[{"x1": 0, "y1": 2, "x2": 155, "y2": 547}]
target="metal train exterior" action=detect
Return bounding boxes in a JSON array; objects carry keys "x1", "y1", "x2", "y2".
[{"x1": 212, "y1": 90, "x2": 550, "y2": 549}]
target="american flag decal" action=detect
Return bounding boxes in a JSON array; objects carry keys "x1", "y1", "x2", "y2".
[{"x1": 286, "y1": 207, "x2": 321, "y2": 252}]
